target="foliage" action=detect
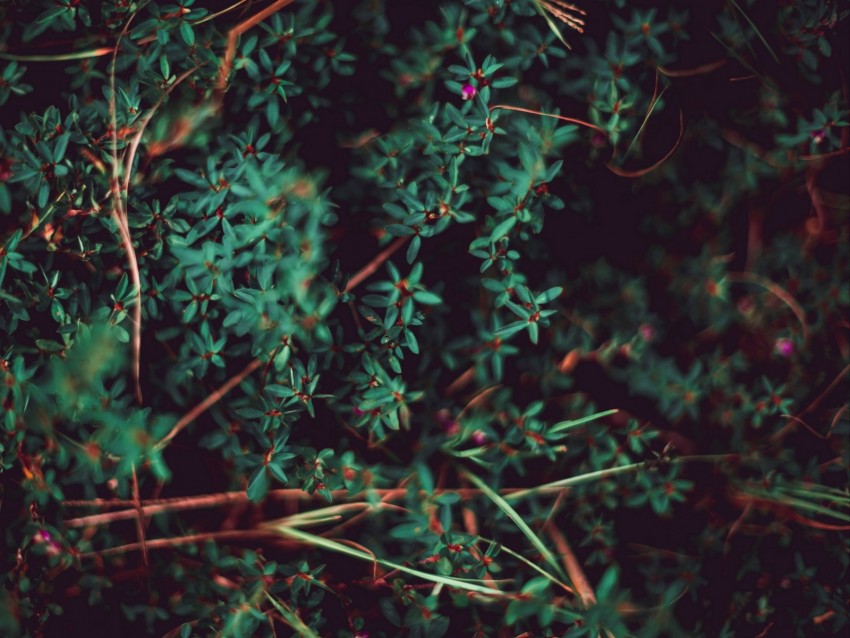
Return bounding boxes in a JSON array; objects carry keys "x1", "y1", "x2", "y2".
[{"x1": 1, "y1": 0, "x2": 848, "y2": 636}]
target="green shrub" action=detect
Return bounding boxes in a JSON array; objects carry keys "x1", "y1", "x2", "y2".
[{"x1": 1, "y1": 0, "x2": 848, "y2": 636}]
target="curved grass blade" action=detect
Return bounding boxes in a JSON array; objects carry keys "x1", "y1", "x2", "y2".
[
  {"x1": 550, "y1": 409, "x2": 619, "y2": 435},
  {"x1": 267, "y1": 525, "x2": 510, "y2": 596},
  {"x1": 266, "y1": 593, "x2": 320, "y2": 638},
  {"x1": 462, "y1": 470, "x2": 569, "y2": 582}
]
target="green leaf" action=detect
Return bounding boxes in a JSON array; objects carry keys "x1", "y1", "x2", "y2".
[
  {"x1": 596, "y1": 565, "x2": 620, "y2": 600},
  {"x1": 52, "y1": 133, "x2": 69, "y2": 162},
  {"x1": 495, "y1": 321, "x2": 526, "y2": 338},
  {"x1": 489, "y1": 216, "x2": 517, "y2": 242},
  {"x1": 180, "y1": 21, "x2": 195, "y2": 46},
  {"x1": 406, "y1": 235, "x2": 421, "y2": 264},
  {"x1": 413, "y1": 290, "x2": 441, "y2": 305},
  {"x1": 247, "y1": 468, "x2": 271, "y2": 502}
]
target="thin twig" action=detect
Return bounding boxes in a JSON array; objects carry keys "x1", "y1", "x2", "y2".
[
  {"x1": 799, "y1": 146, "x2": 850, "y2": 161},
  {"x1": 214, "y1": 0, "x2": 297, "y2": 101},
  {"x1": 122, "y1": 65, "x2": 202, "y2": 195},
  {"x1": 155, "y1": 357, "x2": 263, "y2": 450},
  {"x1": 726, "y1": 271, "x2": 810, "y2": 345},
  {"x1": 0, "y1": 47, "x2": 115, "y2": 62},
  {"x1": 657, "y1": 59, "x2": 726, "y2": 77},
  {"x1": 607, "y1": 109, "x2": 685, "y2": 178},
  {"x1": 770, "y1": 365, "x2": 850, "y2": 444},
  {"x1": 80, "y1": 530, "x2": 282, "y2": 559},
  {"x1": 344, "y1": 236, "x2": 409, "y2": 293},
  {"x1": 456, "y1": 385, "x2": 501, "y2": 421},
  {"x1": 192, "y1": 0, "x2": 252, "y2": 26},
  {"x1": 116, "y1": 65, "x2": 203, "y2": 407},
  {"x1": 445, "y1": 366, "x2": 476, "y2": 395},
  {"x1": 489, "y1": 104, "x2": 607, "y2": 134},
  {"x1": 64, "y1": 487, "x2": 568, "y2": 526},
  {"x1": 130, "y1": 464, "x2": 149, "y2": 566},
  {"x1": 545, "y1": 522, "x2": 596, "y2": 607},
  {"x1": 108, "y1": 5, "x2": 146, "y2": 403}
]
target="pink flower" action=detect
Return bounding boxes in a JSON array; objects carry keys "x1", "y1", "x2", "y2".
[
  {"x1": 639, "y1": 324, "x2": 655, "y2": 342},
  {"x1": 774, "y1": 338, "x2": 794, "y2": 358},
  {"x1": 461, "y1": 84, "x2": 477, "y2": 101},
  {"x1": 34, "y1": 530, "x2": 61, "y2": 555},
  {"x1": 436, "y1": 409, "x2": 460, "y2": 436},
  {"x1": 471, "y1": 430, "x2": 487, "y2": 445}
]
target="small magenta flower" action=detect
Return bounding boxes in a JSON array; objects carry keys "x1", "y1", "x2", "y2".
[
  {"x1": 639, "y1": 323, "x2": 655, "y2": 342},
  {"x1": 34, "y1": 530, "x2": 61, "y2": 555},
  {"x1": 774, "y1": 338, "x2": 794, "y2": 358},
  {"x1": 436, "y1": 409, "x2": 460, "y2": 436},
  {"x1": 461, "y1": 84, "x2": 477, "y2": 101},
  {"x1": 471, "y1": 430, "x2": 487, "y2": 445},
  {"x1": 0, "y1": 157, "x2": 11, "y2": 182}
]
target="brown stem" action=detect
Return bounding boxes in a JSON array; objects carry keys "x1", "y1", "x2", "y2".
[
  {"x1": 155, "y1": 357, "x2": 263, "y2": 450},
  {"x1": 64, "y1": 487, "x2": 566, "y2": 526},
  {"x1": 489, "y1": 104, "x2": 606, "y2": 134},
  {"x1": 657, "y1": 59, "x2": 726, "y2": 77},
  {"x1": 770, "y1": 365, "x2": 850, "y2": 444},
  {"x1": 726, "y1": 271, "x2": 810, "y2": 345},
  {"x1": 108, "y1": 7, "x2": 144, "y2": 403},
  {"x1": 344, "y1": 236, "x2": 409, "y2": 293},
  {"x1": 130, "y1": 464, "x2": 148, "y2": 567},
  {"x1": 799, "y1": 146, "x2": 850, "y2": 161},
  {"x1": 214, "y1": 0, "x2": 298, "y2": 101},
  {"x1": 80, "y1": 530, "x2": 284, "y2": 559},
  {"x1": 545, "y1": 522, "x2": 596, "y2": 607},
  {"x1": 445, "y1": 366, "x2": 476, "y2": 395},
  {"x1": 607, "y1": 109, "x2": 685, "y2": 178}
]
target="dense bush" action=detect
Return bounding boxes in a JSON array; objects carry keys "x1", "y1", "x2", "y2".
[{"x1": 1, "y1": 0, "x2": 848, "y2": 636}]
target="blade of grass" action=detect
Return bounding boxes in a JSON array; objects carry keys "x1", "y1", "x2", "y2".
[
  {"x1": 623, "y1": 78, "x2": 669, "y2": 160},
  {"x1": 462, "y1": 470, "x2": 569, "y2": 582},
  {"x1": 749, "y1": 490, "x2": 850, "y2": 523},
  {"x1": 531, "y1": 0, "x2": 572, "y2": 50},
  {"x1": 505, "y1": 462, "x2": 643, "y2": 503},
  {"x1": 265, "y1": 593, "x2": 320, "y2": 638},
  {"x1": 728, "y1": 0, "x2": 779, "y2": 63},
  {"x1": 478, "y1": 536, "x2": 575, "y2": 595},
  {"x1": 267, "y1": 525, "x2": 510, "y2": 596},
  {"x1": 0, "y1": 48, "x2": 115, "y2": 62},
  {"x1": 710, "y1": 32, "x2": 769, "y2": 85},
  {"x1": 550, "y1": 409, "x2": 619, "y2": 435},
  {"x1": 505, "y1": 454, "x2": 739, "y2": 503},
  {"x1": 782, "y1": 486, "x2": 850, "y2": 504}
]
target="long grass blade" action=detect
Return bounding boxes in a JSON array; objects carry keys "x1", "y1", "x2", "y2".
[
  {"x1": 478, "y1": 537, "x2": 575, "y2": 594},
  {"x1": 550, "y1": 409, "x2": 619, "y2": 435},
  {"x1": 531, "y1": 0, "x2": 572, "y2": 50},
  {"x1": 265, "y1": 593, "x2": 321, "y2": 638},
  {"x1": 267, "y1": 525, "x2": 510, "y2": 596},
  {"x1": 728, "y1": 0, "x2": 779, "y2": 63},
  {"x1": 462, "y1": 470, "x2": 569, "y2": 582}
]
